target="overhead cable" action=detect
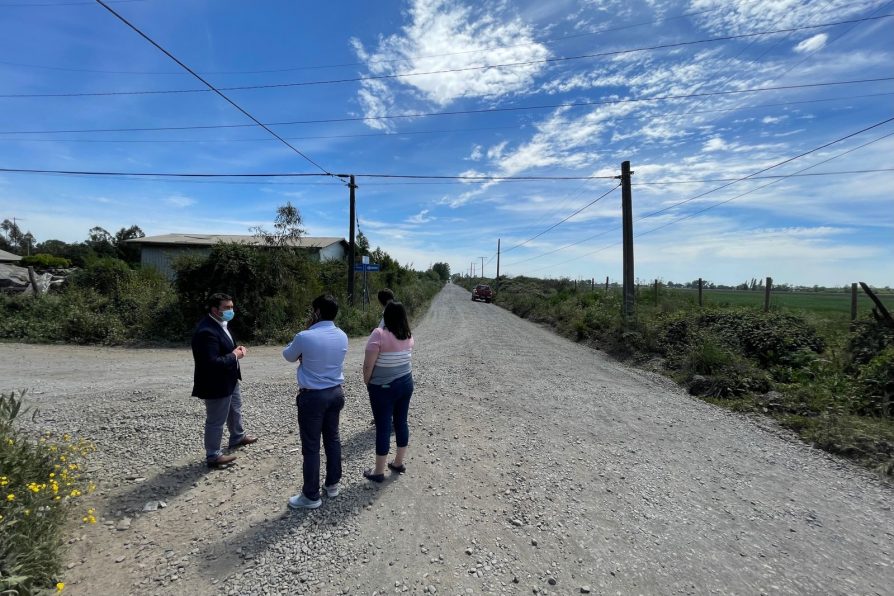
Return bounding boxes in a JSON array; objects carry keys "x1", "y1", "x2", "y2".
[
  {"x1": 518, "y1": 118, "x2": 894, "y2": 273},
  {"x1": 0, "y1": 3, "x2": 741, "y2": 75},
  {"x1": 4, "y1": 15, "x2": 891, "y2": 99},
  {"x1": 500, "y1": 184, "x2": 621, "y2": 255},
  {"x1": 93, "y1": 0, "x2": 333, "y2": 177},
  {"x1": 1, "y1": 78, "x2": 889, "y2": 136}
]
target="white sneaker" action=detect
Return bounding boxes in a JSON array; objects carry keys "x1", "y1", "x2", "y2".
[
  {"x1": 324, "y1": 484, "x2": 340, "y2": 497},
  {"x1": 288, "y1": 494, "x2": 322, "y2": 509}
]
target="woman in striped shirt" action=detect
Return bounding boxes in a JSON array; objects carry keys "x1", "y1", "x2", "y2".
[{"x1": 362, "y1": 301, "x2": 414, "y2": 482}]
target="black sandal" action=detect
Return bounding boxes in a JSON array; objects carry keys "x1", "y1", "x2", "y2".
[
  {"x1": 363, "y1": 468, "x2": 385, "y2": 483},
  {"x1": 387, "y1": 462, "x2": 406, "y2": 474}
]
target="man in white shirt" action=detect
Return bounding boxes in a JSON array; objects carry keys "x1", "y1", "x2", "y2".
[{"x1": 282, "y1": 294, "x2": 349, "y2": 509}]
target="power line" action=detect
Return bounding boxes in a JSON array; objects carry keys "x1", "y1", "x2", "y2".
[
  {"x1": 1, "y1": 78, "x2": 888, "y2": 136},
  {"x1": 501, "y1": 185, "x2": 621, "y2": 254},
  {"x1": 634, "y1": 169, "x2": 894, "y2": 185},
  {"x1": 0, "y1": 4, "x2": 739, "y2": 76},
  {"x1": 5, "y1": 15, "x2": 891, "y2": 99},
  {"x1": 636, "y1": 117, "x2": 894, "y2": 222},
  {"x1": 516, "y1": 1, "x2": 890, "y2": 251},
  {"x1": 0, "y1": 124, "x2": 524, "y2": 143},
  {"x1": 631, "y1": 129, "x2": 894, "y2": 241},
  {"x1": 1, "y1": 167, "x2": 890, "y2": 187},
  {"x1": 0, "y1": 0, "x2": 141, "y2": 5},
  {"x1": 516, "y1": 118, "x2": 894, "y2": 274},
  {"x1": 0, "y1": 167, "x2": 620, "y2": 180},
  {"x1": 93, "y1": 0, "x2": 333, "y2": 177}
]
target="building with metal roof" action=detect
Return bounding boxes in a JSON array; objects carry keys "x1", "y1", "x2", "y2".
[
  {"x1": 0, "y1": 249, "x2": 22, "y2": 263},
  {"x1": 127, "y1": 234, "x2": 348, "y2": 279}
]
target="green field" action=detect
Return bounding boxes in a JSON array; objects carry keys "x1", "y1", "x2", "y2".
[{"x1": 666, "y1": 288, "x2": 894, "y2": 316}]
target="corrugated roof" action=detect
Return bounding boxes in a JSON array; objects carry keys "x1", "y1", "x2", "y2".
[
  {"x1": 127, "y1": 234, "x2": 346, "y2": 248},
  {"x1": 0, "y1": 248, "x2": 22, "y2": 261}
]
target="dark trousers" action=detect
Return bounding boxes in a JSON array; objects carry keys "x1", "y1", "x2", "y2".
[
  {"x1": 367, "y1": 373, "x2": 414, "y2": 456},
  {"x1": 296, "y1": 385, "x2": 344, "y2": 501}
]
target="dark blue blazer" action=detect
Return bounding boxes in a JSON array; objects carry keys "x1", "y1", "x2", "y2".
[{"x1": 191, "y1": 315, "x2": 241, "y2": 399}]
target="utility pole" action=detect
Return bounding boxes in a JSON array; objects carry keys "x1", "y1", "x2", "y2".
[
  {"x1": 619, "y1": 161, "x2": 635, "y2": 320},
  {"x1": 478, "y1": 256, "x2": 487, "y2": 279},
  {"x1": 346, "y1": 175, "x2": 357, "y2": 305},
  {"x1": 496, "y1": 239, "x2": 501, "y2": 290}
]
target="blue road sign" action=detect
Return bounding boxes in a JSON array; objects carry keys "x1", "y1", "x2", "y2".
[{"x1": 354, "y1": 263, "x2": 381, "y2": 271}]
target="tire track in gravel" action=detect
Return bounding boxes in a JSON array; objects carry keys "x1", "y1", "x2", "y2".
[{"x1": 2, "y1": 283, "x2": 891, "y2": 595}]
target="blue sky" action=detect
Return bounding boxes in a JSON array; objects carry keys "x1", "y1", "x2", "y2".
[{"x1": 1, "y1": 0, "x2": 892, "y2": 286}]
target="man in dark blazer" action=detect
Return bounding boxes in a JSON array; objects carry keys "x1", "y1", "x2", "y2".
[{"x1": 192, "y1": 292, "x2": 257, "y2": 468}]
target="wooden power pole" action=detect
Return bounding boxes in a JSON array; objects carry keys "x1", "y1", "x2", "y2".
[
  {"x1": 620, "y1": 161, "x2": 635, "y2": 319},
  {"x1": 496, "y1": 239, "x2": 501, "y2": 289},
  {"x1": 347, "y1": 175, "x2": 357, "y2": 305}
]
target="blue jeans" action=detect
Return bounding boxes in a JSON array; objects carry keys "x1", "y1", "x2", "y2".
[
  {"x1": 203, "y1": 383, "x2": 245, "y2": 460},
  {"x1": 297, "y1": 385, "x2": 344, "y2": 501},
  {"x1": 367, "y1": 373, "x2": 414, "y2": 456}
]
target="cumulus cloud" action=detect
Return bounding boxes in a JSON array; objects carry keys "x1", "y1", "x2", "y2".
[
  {"x1": 164, "y1": 195, "x2": 196, "y2": 208},
  {"x1": 468, "y1": 145, "x2": 483, "y2": 160},
  {"x1": 351, "y1": 0, "x2": 550, "y2": 122},
  {"x1": 703, "y1": 137, "x2": 729, "y2": 152},
  {"x1": 407, "y1": 209, "x2": 434, "y2": 224},
  {"x1": 794, "y1": 33, "x2": 828, "y2": 54}
]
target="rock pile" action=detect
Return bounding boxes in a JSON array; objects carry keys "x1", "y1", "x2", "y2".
[{"x1": 0, "y1": 263, "x2": 70, "y2": 294}]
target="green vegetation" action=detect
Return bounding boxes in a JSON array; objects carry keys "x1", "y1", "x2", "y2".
[
  {"x1": 0, "y1": 391, "x2": 96, "y2": 595},
  {"x1": 464, "y1": 276, "x2": 894, "y2": 475},
  {"x1": 18, "y1": 254, "x2": 71, "y2": 269},
  {"x1": 0, "y1": 206, "x2": 443, "y2": 345}
]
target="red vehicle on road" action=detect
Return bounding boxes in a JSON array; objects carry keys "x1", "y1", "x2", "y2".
[{"x1": 471, "y1": 284, "x2": 494, "y2": 303}]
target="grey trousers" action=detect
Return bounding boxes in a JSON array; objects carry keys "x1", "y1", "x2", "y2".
[{"x1": 203, "y1": 383, "x2": 245, "y2": 460}]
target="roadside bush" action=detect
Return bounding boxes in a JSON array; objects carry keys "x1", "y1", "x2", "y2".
[
  {"x1": 69, "y1": 257, "x2": 132, "y2": 297},
  {"x1": 659, "y1": 309, "x2": 824, "y2": 368},
  {"x1": 0, "y1": 294, "x2": 68, "y2": 343},
  {"x1": 19, "y1": 254, "x2": 71, "y2": 269},
  {"x1": 856, "y1": 347, "x2": 894, "y2": 417},
  {"x1": 0, "y1": 391, "x2": 97, "y2": 594},
  {"x1": 847, "y1": 319, "x2": 894, "y2": 367}
]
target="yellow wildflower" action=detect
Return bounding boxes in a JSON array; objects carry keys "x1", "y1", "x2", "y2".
[
  {"x1": 56, "y1": 582, "x2": 65, "y2": 592},
  {"x1": 6, "y1": 494, "x2": 14, "y2": 502}
]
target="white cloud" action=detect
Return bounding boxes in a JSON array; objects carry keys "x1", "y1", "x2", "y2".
[
  {"x1": 702, "y1": 137, "x2": 728, "y2": 152},
  {"x1": 794, "y1": 33, "x2": 828, "y2": 54},
  {"x1": 468, "y1": 144, "x2": 483, "y2": 160},
  {"x1": 352, "y1": 0, "x2": 550, "y2": 119},
  {"x1": 164, "y1": 195, "x2": 196, "y2": 208},
  {"x1": 407, "y1": 209, "x2": 434, "y2": 224}
]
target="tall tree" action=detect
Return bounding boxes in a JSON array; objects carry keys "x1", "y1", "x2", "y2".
[
  {"x1": 251, "y1": 202, "x2": 304, "y2": 248},
  {"x1": 431, "y1": 262, "x2": 450, "y2": 281},
  {"x1": 114, "y1": 225, "x2": 145, "y2": 264}
]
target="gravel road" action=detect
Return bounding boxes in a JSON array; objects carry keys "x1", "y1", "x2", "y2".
[{"x1": 2, "y1": 282, "x2": 892, "y2": 595}]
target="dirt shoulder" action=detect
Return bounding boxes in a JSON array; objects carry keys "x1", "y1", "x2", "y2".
[{"x1": 2, "y1": 283, "x2": 891, "y2": 595}]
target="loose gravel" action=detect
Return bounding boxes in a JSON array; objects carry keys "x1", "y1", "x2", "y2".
[{"x1": 3, "y1": 282, "x2": 892, "y2": 595}]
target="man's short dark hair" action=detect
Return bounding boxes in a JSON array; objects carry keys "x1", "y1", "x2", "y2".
[
  {"x1": 312, "y1": 294, "x2": 339, "y2": 321},
  {"x1": 377, "y1": 288, "x2": 395, "y2": 307},
  {"x1": 207, "y1": 292, "x2": 232, "y2": 312}
]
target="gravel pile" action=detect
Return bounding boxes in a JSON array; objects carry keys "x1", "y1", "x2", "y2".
[{"x1": 3, "y1": 283, "x2": 891, "y2": 595}]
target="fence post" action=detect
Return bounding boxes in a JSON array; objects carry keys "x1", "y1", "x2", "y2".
[
  {"x1": 605, "y1": 276, "x2": 609, "y2": 292},
  {"x1": 698, "y1": 277, "x2": 703, "y2": 307},
  {"x1": 764, "y1": 276, "x2": 773, "y2": 312},
  {"x1": 654, "y1": 279, "x2": 659, "y2": 306},
  {"x1": 851, "y1": 282, "x2": 858, "y2": 321}
]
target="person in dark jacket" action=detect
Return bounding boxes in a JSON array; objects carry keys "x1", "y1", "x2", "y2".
[{"x1": 191, "y1": 292, "x2": 257, "y2": 468}]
